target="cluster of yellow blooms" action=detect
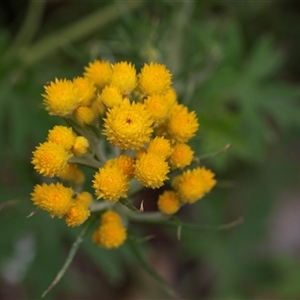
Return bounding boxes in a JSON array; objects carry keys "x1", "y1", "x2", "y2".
[{"x1": 30, "y1": 60, "x2": 216, "y2": 249}]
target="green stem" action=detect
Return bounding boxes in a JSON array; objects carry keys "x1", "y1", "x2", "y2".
[
  {"x1": 167, "y1": 0, "x2": 195, "y2": 75},
  {"x1": 3, "y1": 0, "x2": 46, "y2": 58},
  {"x1": 41, "y1": 214, "x2": 98, "y2": 298},
  {"x1": 12, "y1": 0, "x2": 144, "y2": 67},
  {"x1": 198, "y1": 143, "x2": 231, "y2": 161}
]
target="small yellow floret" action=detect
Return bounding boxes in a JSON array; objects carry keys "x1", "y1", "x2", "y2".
[
  {"x1": 43, "y1": 78, "x2": 80, "y2": 116},
  {"x1": 110, "y1": 61, "x2": 137, "y2": 95},
  {"x1": 144, "y1": 94, "x2": 170, "y2": 121},
  {"x1": 74, "y1": 106, "x2": 96, "y2": 125},
  {"x1": 147, "y1": 136, "x2": 172, "y2": 159},
  {"x1": 84, "y1": 60, "x2": 112, "y2": 88},
  {"x1": 169, "y1": 143, "x2": 194, "y2": 169},
  {"x1": 59, "y1": 163, "x2": 85, "y2": 185},
  {"x1": 100, "y1": 85, "x2": 123, "y2": 108},
  {"x1": 138, "y1": 63, "x2": 172, "y2": 95},
  {"x1": 157, "y1": 190, "x2": 180, "y2": 215},
  {"x1": 172, "y1": 167, "x2": 216, "y2": 203},
  {"x1": 100, "y1": 210, "x2": 123, "y2": 225},
  {"x1": 103, "y1": 98, "x2": 153, "y2": 150},
  {"x1": 31, "y1": 183, "x2": 73, "y2": 218},
  {"x1": 75, "y1": 191, "x2": 93, "y2": 207},
  {"x1": 73, "y1": 76, "x2": 96, "y2": 106},
  {"x1": 93, "y1": 222, "x2": 127, "y2": 249},
  {"x1": 166, "y1": 104, "x2": 199, "y2": 143},
  {"x1": 32, "y1": 141, "x2": 72, "y2": 177},
  {"x1": 134, "y1": 153, "x2": 169, "y2": 188},
  {"x1": 163, "y1": 87, "x2": 177, "y2": 109},
  {"x1": 93, "y1": 163, "x2": 129, "y2": 201},
  {"x1": 106, "y1": 155, "x2": 135, "y2": 179},
  {"x1": 72, "y1": 136, "x2": 89, "y2": 156},
  {"x1": 65, "y1": 203, "x2": 90, "y2": 227},
  {"x1": 47, "y1": 125, "x2": 76, "y2": 151}
]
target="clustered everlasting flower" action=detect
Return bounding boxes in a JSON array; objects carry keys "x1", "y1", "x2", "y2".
[{"x1": 30, "y1": 60, "x2": 217, "y2": 249}]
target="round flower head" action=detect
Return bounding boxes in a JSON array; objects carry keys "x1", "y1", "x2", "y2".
[
  {"x1": 47, "y1": 125, "x2": 76, "y2": 151},
  {"x1": 32, "y1": 141, "x2": 72, "y2": 177},
  {"x1": 110, "y1": 61, "x2": 137, "y2": 95},
  {"x1": 74, "y1": 106, "x2": 96, "y2": 125},
  {"x1": 172, "y1": 167, "x2": 216, "y2": 203},
  {"x1": 65, "y1": 203, "x2": 90, "y2": 227},
  {"x1": 92, "y1": 222, "x2": 127, "y2": 249},
  {"x1": 169, "y1": 143, "x2": 194, "y2": 169},
  {"x1": 106, "y1": 155, "x2": 135, "y2": 179},
  {"x1": 100, "y1": 210, "x2": 123, "y2": 225},
  {"x1": 147, "y1": 136, "x2": 172, "y2": 159},
  {"x1": 157, "y1": 190, "x2": 180, "y2": 215},
  {"x1": 103, "y1": 98, "x2": 153, "y2": 150},
  {"x1": 73, "y1": 76, "x2": 96, "y2": 106},
  {"x1": 100, "y1": 85, "x2": 123, "y2": 108},
  {"x1": 144, "y1": 94, "x2": 170, "y2": 121},
  {"x1": 138, "y1": 63, "x2": 172, "y2": 95},
  {"x1": 166, "y1": 104, "x2": 199, "y2": 143},
  {"x1": 134, "y1": 152, "x2": 169, "y2": 188},
  {"x1": 59, "y1": 163, "x2": 85, "y2": 185},
  {"x1": 93, "y1": 163, "x2": 129, "y2": 201},
  {"x1": 84, "y1": 60, "x2": 112, "y2": 89},
  {"x1": 43, "y1": 78, "x2": 80, "y2": 116},
  {"x1": 31, "y1": 183, "x2": 73, "y2": 218},
  {"x1": 75, "y1": 191, "x2": 93, "y2": 207},
  {"x1": 72, "y1": 136, "x2": 89, "y2": 156}
]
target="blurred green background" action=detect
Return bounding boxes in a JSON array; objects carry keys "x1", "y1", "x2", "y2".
[{"x1": 1, "y1": 1, "x2": 300, "y2": 299}]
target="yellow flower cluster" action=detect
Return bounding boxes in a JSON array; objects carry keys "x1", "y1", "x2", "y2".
[
  {"x1": 30, "y1": 59, "x2": 217, "y2": 249},
  {"x1": 31, "y1": 183, "x2": 92, "y2": 226},
  {"x1": 93, "y1": 210, "x2": 127, "y2": 249}
]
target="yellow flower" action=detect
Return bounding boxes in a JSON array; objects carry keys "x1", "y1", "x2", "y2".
[
  {"x1": 103, "y1": 98, "x2": 153, "y2": 150},
  {"x1": 110, "y1": 61, "x2": 137, "y2": 95},
  {"x1": 100, "y1": 210, "x2": 123, "y2": 225},
  {"x1": 43, "y1": 78, "x2": 80, "y2": 116},
  {"x1": 59, "y1": 163, "x2": 85, "y2": 185},
  {"x1": 65, "y1": 203, "x2": 90, "y2": 227},
  {"x1": 93, "y1": 163, "x2": 129, "y2": 201},
  {"x1": 92, "y1": 222, "x2": 127, "y2": 249},
  {"x1": 100, "y1": 84, "x2": 123, "y2": 108},
  {"x1": 73, "y1": 76, "x2": 96, "y2": 106},
  {"x1": 47, "y1": 125, "x2": 76, "y2": 151},
  {"x1": 106, "y1": 155, "x2": 135, "y2": 179},
  {"x1": 144, "y1": 94, "x2": 170, "y2": 121},
  {"x1": 166, "y1": 104, "x2": 199, "y2": 143},
  {"x1": 169, "y1": 143, "x2": 194, "y2": 169},
  {"x1": 134, "y1": 152, "x2": 169, "y2": 188},
  {"x1": 147, "y1": 136, "x2": 172, "y2": 159},
  {"x1": 157, "y1": 190, "x2": 180, "y2": 215},
  {"x1": 84, "y1": 60, "x2": 112, "y2": 89},
  {"x1": 75, "y1": 191, "x2": 93, "y2": 207},
  {"x1": 163, "y1": 87, "x2": 177, "y2": 109},
  {"x1": 74, "y1": 106, "x2": 96, "y2": 125},
  {"x1": 31, "y1": 183, "x2": 73, "y2": 218},
  {"x1": 72, "y1": 136, "x2": 89, "y2": 156},
  {"x1": 172, "y1": 167, "x2": 216, "y2": 203},
  {"x1": 32, "y1": 141, "x2": 72, "y2": 177},
  {"x1": 138, "y1": 62, "x2": 172, "y2": 95}
]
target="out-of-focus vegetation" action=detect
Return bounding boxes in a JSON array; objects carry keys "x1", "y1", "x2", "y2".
[{"x1": 1, "y1": 1, "x2": 300, "y2": 299}]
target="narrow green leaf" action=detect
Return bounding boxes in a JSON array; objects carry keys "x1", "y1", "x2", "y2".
[{"x1": 127, "y1": 238, "x2": 180, "y2": 299}]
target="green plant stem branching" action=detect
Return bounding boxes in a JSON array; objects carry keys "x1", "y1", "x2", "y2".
[{"x1": 41, "y1": 214, "x2": 98, "y2": 298}]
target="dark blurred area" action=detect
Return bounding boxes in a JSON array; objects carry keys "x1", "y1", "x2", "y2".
[{"x1": 0, "y1": 1, "x2": 300, "y2": 299}]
